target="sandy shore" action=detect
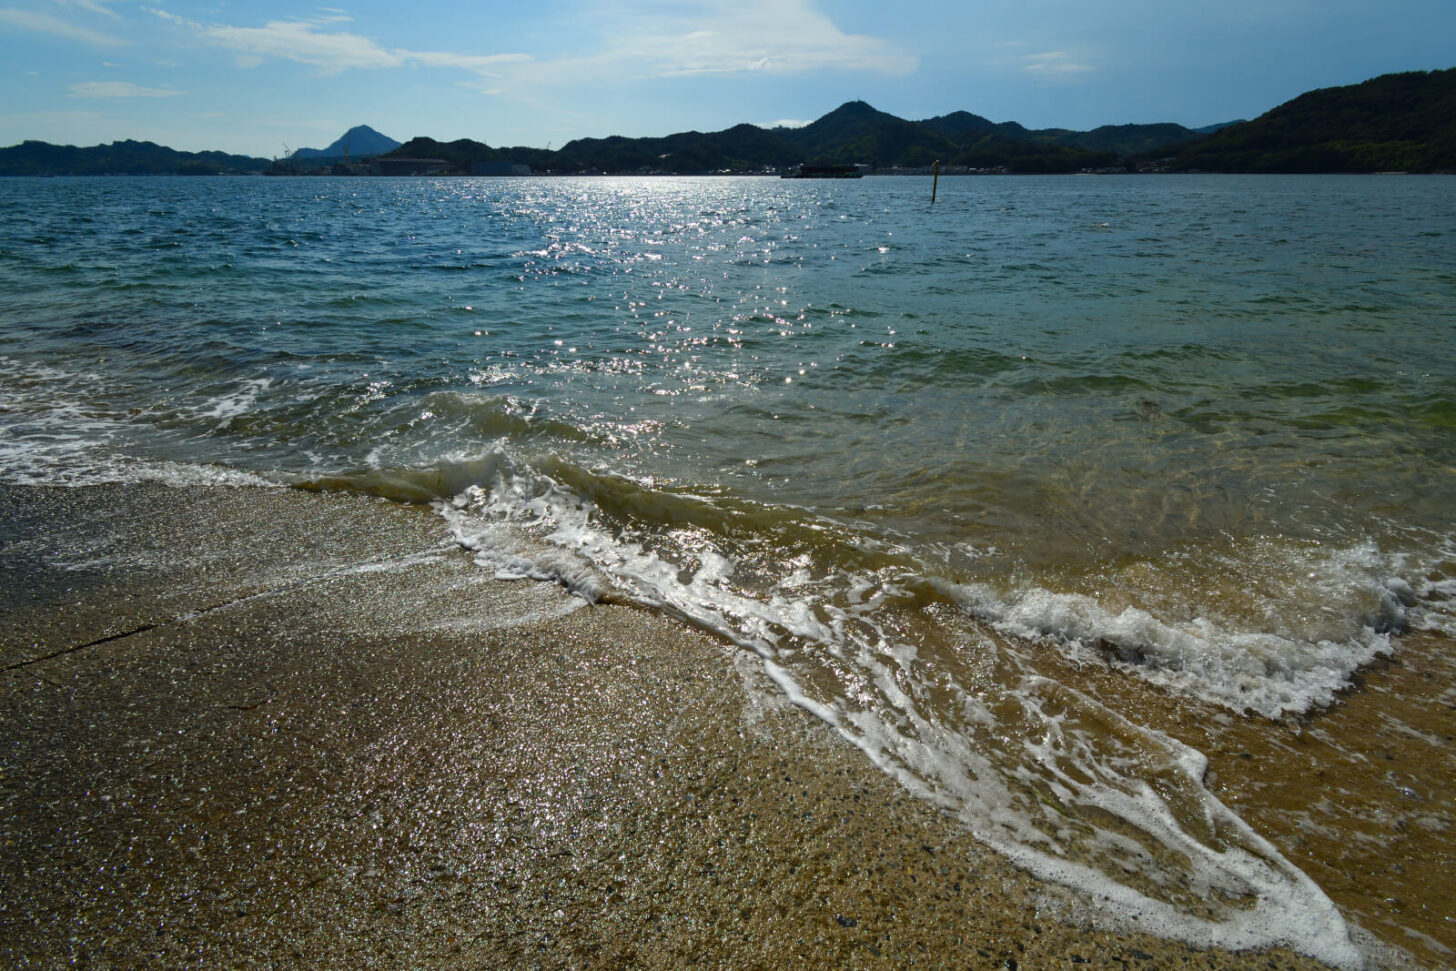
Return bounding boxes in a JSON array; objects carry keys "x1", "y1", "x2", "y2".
[{"x1": 0, "y1": 483, "x2": 1413, "y2": 968}]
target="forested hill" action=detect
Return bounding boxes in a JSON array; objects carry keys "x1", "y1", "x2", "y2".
[
  {"x1": 1164, "y1": 69, "x2": 1456, "y2": 173},
  {"x1": 0, "y1": 140, "x2": 269, "y2": 176},
  {"x1": 5, "y1": 69, "x2": 1452, "y2": 176},
  {"x1": 385, "y1": 100, "x2": 1199, "y2": 175},
  {"x1": 382, "y1": 70, "x2": 1454, "y2": 175}
]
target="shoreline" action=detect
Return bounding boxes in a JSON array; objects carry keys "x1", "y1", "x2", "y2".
[{"x1": 0, "y1": 483, "x2": 1425, "y2": 967}]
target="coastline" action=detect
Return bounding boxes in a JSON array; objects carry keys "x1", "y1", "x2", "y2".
[{"x1": 0, "y1": 483, "x2": 1425, "y2": 968}]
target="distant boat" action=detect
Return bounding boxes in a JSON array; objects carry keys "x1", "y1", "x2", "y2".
[{"x1": 782, "y1": 164, "x2": 863, "y2": 179}]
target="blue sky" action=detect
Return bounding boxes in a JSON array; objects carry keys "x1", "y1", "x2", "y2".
[{"x1": 2, "y1": 1, "x2": 1453, "y2": 156}]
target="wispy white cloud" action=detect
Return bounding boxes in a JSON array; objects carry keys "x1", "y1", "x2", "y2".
[
  {"x1": 435, "y1": 0, "x2": 915, "y2": 113},
  {"x1": 144, "y1": 0, "x2": 910, "y2": 91},
  {"x1": 1020, "y1": 51, "x2": 1092, "y2": 77},
  {"x1": 404, "y1": 49, "x2": 532, "y2": 75},
  {"x1": 143, "y1": 7, "x2": 188, "y2": 26},
  {"x1": 147, "y1": 9, "x2": 530, "y2": 77},
  {"x1": 0, "y1": 7, "x2": 127, "y2": 46},
  {"x1": 54, "y1": 0, "x2": 121, "y2": 19},
  {"x1": 70, "y1": 80, "x2": 183, "y2": 98},
  {"x1": 593, "y1": 1, "x2": 916, "y2": 78},
  {"x1": 200, "y1": 19, "x2": 405, "y2": 72}
]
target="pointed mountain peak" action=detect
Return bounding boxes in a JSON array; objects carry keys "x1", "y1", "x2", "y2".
[
  {"x1": 294, "y1": 125, "x2": 402, "y2": 159},
  {"x1": 801, "y1": 101, "x2": 902, "y2": 137},
  {"x1": 817, "y1": 100, "x2": 890, "y2": 122}
]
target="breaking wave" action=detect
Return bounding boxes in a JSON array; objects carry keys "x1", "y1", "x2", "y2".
[{"x1": 292, "y1": 444, "x2": 1451, "y2": 966}]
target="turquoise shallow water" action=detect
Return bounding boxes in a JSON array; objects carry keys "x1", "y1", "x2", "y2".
[{"x1": 2, "y1": 174, "x2": 1454, "y2": 962}]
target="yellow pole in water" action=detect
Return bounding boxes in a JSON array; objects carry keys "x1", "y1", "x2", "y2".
[{"x1": 932, "y1": 159, "x2": 940, "y2": 203}]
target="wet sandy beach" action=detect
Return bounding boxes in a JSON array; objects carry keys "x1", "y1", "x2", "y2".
[{"x1": 0, "y1": 483, "x2": 1442, "y2": 968}]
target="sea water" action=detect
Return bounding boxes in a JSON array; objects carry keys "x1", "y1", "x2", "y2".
[{"x1": 2, "y1": 174, "x2": 1454, "y2": 964}]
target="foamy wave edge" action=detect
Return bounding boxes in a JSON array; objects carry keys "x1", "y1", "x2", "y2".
[
  {"x1": 364, "y1": 447, "x2": 1372, "y2": 968},
  {"x1": 937, "y1": 578, "x2": 1401, "y2": 719},
  {"x1": 0, "y1": 456, "x2": 282, "y2": 490}
]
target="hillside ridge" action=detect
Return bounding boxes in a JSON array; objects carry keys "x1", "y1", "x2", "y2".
[{"x1": 4, "y1": 69, "x2": 1452, "y2": 176}]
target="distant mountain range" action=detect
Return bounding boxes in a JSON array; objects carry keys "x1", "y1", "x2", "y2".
[
  {"x1": 383, "y1": 101, "x2": 1216, "y2": 176},
  {"x1": 0, "y1": 139, "x2": 270, "y2": 176},
  {"x1": 2, "y1": 69, "x2": 1452, "y2": 177},
  {"x1": 383, "y1": 69, "x2": 1453, "y2": 175},
  {"x1": 292, "y1": 125, "x2": 401, "y2": 160}
]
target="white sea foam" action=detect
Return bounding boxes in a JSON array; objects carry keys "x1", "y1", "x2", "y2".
[
  {"x1": 1391, "y1": 535, "x2": 1456, "y2": 637},
  {"x1": 0, "y1": 428, "x2": 277, "y2": 490},
  {"x1": 450, "y1": 518, "x2": 609, "y2": 603},
  {"x1": 200, "y1": 377, "x2": 273, "y2": 422},
  {"x1": 429, "y1": 445, "x2": 1369, "y2": 967},
  {"x1": 0, "y1": 356, "x2": 279, "y2": 489},
  {"x1": 937, "y1": 573, "x2": 1396, "y2": 718}
]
